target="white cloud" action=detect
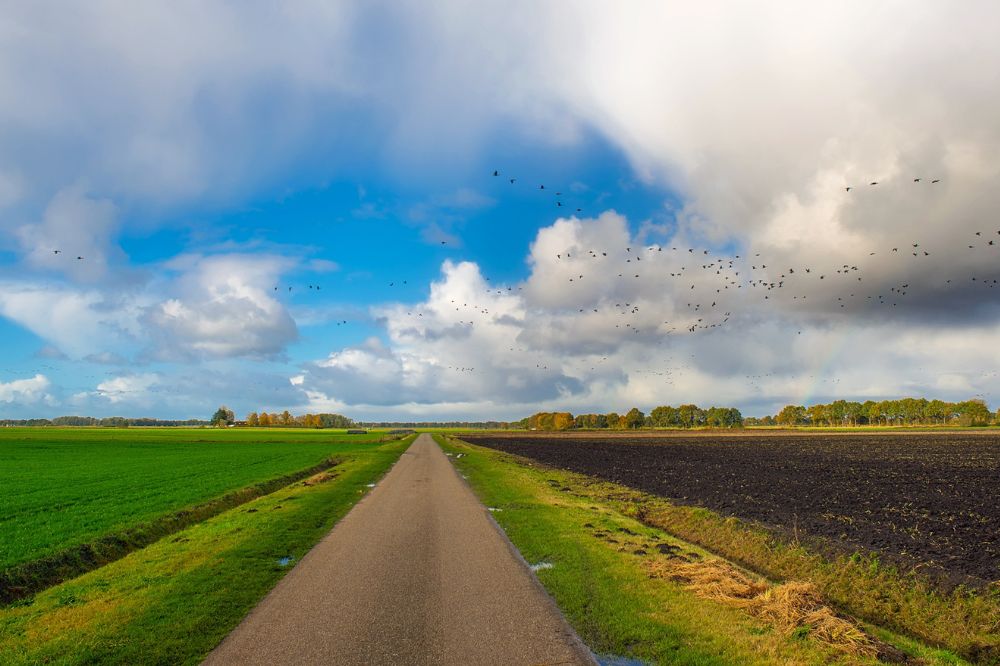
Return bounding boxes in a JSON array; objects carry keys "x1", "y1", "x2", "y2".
[
  {"x1": 145, "y1": 253, "x2": 298, "y2": 359},
  {"x1": 0, "y1": 282, "x2": 142, "y2": 358},
  {"x1": 0, "y1": 374, "x2": 52, "y2": 404},
  {"x1": 0, "y1": 253, "x2": 299, "y2": 363},
  {"x1": 94, "y1": 373, "x2": 160, "y2": 404}
]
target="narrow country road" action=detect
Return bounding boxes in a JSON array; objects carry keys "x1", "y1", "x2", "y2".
[{"x1": 203, "y1": 433, "x2": 596, "y2": 666}]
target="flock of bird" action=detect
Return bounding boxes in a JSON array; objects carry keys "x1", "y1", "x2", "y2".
[
  {"x1": 368, "y1": 168, "x2": 998, "y2": 382},
  {"x1": 31, "y1": 166, "x2": 996, "y2": 395}
]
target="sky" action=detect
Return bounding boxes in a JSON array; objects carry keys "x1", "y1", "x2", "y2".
[{"x1": 1, "y1": 2, "x2": 1000, "y2": 421}]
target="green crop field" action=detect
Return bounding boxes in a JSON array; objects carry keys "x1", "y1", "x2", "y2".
[{"x1": 0, "y1": 427, "x2": 388, "y2": 572}]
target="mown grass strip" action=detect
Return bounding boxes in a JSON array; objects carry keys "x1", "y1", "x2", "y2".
[
  {"x1": 0, "y1": 436, "x2": 412, "y2": 665},
  {"x1": 438, "y1": 435, "x2": 967, "y2": 666},
  {"x1": 0, "y1": 457, "x2": 341, "y2": 605}
]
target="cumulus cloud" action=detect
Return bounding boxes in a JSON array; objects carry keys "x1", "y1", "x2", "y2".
[
  {"x1": 93, "y1": 373, "x2": 160, "y2": 404},
  {"x1": 0, "y1": 374, "x2": 52, "y2": 405},
  {"x1": 297, "y1": 212, "x2": 1000, "y2": 418},
  {"x1": 0, "y1": 252, "x2": 299, "y2": 363},
  {"x1": 144, "y1": 254, "x2": 298, "y2": 360},
  {"x1": 301, "y1": 259, "x2": 586, "y2": 407}
]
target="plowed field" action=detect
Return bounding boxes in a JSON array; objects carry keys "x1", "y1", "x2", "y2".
[{"x1": 462, "y1": 432, "x2": 1000, "y2": 586}]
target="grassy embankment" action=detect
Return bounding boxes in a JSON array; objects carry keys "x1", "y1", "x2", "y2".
[
  {"x1": 436, "y1": 435, "x2": 971, "y2": 666},
  {"x1": 0, "y1": 434, "x2": 412, "y2": 665}
]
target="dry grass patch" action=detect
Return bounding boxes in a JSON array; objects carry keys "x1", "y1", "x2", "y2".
[
  {"x1": 301, "y1": 471, "x2": 338, "y2": 486},
  {"x1": 649, "y1": 557, "x2": 878, "y2": 659}
]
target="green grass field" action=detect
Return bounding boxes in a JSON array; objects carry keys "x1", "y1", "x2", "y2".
[
  {"x1": 0, "y1": 427, "x2": 388, "y2": 571},
  {"x1": 0, "y1": 435, "x2": 412, "y2": 665}
]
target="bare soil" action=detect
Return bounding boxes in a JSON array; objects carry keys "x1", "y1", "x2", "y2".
[{"x1": 463, "y1": 432, "x2": 1000, "y2": 586}]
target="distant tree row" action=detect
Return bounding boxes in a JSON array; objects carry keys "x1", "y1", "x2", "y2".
[
  {"x1": 518, "y1": 404, "x2": 743, "y2": 430},
  {"x1": 360, "y1": 421, "x2": 512, "y2": 429},
  {"x1": 242, "y1": 410, "x2": 354, "y2": 429},
  {"x1": 0, "y1": 416, "x2": 209, "y2": 427},
  {"x1": 748, "y1": 398, "x2": 996, "y2": 427}
]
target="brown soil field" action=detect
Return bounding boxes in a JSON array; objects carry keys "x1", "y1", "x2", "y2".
[{"x1": 462, "y1": 431, "x2": 1000, "y2": 587}]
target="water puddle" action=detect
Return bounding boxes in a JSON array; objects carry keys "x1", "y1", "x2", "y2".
[
  {"x1": 596, "y1": 655, "x2": 649, "y2": 666},
  {"x1": 529, "y1": 561, "x2": 554, "y2": 572},
  {"x1": 277, "y1": 556, "x2": 295, "y2": 567}
]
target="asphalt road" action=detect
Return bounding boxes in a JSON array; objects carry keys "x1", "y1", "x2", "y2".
[{"x1": 203, "y1": 433, "x2": 596, "y2": 666}]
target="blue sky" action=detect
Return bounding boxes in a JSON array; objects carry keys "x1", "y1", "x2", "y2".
[{"x1": 1, "y1": 3, "x2": 999, "y2": 420}]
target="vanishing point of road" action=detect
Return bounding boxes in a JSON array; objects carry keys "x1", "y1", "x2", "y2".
[{"x1": 203, "y1": 433, "x2": 597, "y2": 666}]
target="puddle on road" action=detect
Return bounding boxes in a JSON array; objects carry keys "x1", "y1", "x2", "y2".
[
  {"x1": 529, "y1": 561, "x2": 554, "y2": 572},
  {"x1": 277, "y1": 556, "x2": 295, "y2": 567},
  {"x1": 595, "y1": 655, "x2": 649, "y2": 666}
]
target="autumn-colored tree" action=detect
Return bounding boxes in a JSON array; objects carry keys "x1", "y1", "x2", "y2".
[
  {"x1": 280, "y1": 410, "x2": 293, "y2": 426},
  {"x1": 552, "y1": 412, "x2": 574, "y2": 430},
  {"x1": 806, "y1": 404, "x2": 828, "y2": 426},
  {"x1": 246, "y1": 412, "x2": 259, "y2": 426},
  {"x1": 258, "y1": 411, "x2": 272, "y2": 427}
]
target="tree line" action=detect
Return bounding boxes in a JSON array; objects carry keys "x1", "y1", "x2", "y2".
[
  {"x1": 519, "y1": 404, "x2": 744, "y2": 430},
  {"x1": 0, "y1": 416, "x2": 209, "y2": 427},
  {"x1": 360, "y1": 421, "x2": 511, "y2": 428},
  {"x1": 238, "y1": 409, "x2": 354, "y2": 429},
  {"x1": 747, "y1": 398, "x2": 996, "y2": 427}
]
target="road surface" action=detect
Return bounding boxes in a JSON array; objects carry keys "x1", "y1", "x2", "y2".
[{"x1": 203, "y1": 433, "x2": 596, "y2": 666}]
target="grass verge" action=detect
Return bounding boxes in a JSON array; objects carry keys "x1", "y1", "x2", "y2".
[
  {"x1": 0, "y1": 435, "x2": 412, "y2": 665},
  {"x1": 437, "y1": 435, "x2": 968, "y2": 666}
]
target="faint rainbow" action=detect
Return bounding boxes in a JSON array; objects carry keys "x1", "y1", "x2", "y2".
[{"x1": 795, "y1": 328, "x2": 857, "y2": 406}]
